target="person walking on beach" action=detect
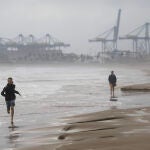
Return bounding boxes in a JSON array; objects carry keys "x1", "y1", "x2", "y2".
[
  {"x1": 108, "y1": 71, "x2": 117, "y2": 98},
  {"x1": 1, "y1": 77, "x2": 21, "y2": 126}
]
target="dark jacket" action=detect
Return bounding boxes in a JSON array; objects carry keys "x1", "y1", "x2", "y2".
[
  {"x1": 108, "y1": 74, "x2": 117, "y2": 84},
  {"x1": 1, "y1": 84, "x2": 20, "y2": 101}
]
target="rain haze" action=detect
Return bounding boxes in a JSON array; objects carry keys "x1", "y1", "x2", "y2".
[
  {"x1": 0, "y1": 0, "x2": 149, "y2": 54},
  {"x1": 0, "y1": 1, "x2": 150, "y2": 150}
]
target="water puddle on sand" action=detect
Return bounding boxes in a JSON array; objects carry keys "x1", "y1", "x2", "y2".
[
  {"x1": 136, "y1": 118, "x2": 149, "y2": 123},
  {"x1": 122, "y1": 127, "x2": 150, "y2": 134},
  {"x1": 126, "y1": 110, "x2": 150, "y2": 117}
]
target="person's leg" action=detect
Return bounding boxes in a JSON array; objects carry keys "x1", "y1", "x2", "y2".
[
  {"x1": 6, "y1": 101, "x2": 10, "y2": 114},
  {"x1": 110, "y1": 84, "x2": 113, "y2": 98},
  {"x1": 112, "y1": 86, "x2": 115, "y2": 97},
  {"x1": 10, "y1": 106, "x2": 14, "y2": 125},
  {"x1": 10, "y1": 100, "x2": 15, "y2": 125}
]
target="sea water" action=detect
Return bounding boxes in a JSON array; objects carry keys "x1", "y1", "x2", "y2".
[{"x1": 0, "y1": 64, "x2": 150, "y2": 149}]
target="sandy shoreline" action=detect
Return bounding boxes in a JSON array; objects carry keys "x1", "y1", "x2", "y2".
[
  {"x1": 121, "y1": 83, "x2": 150, "y2": 91},
  {"x1": 14, "y1": 106, "x2": 150, "y2": 150},
  {"x1": 13, "y1": 63, "x2": 150, "y2": 150}
]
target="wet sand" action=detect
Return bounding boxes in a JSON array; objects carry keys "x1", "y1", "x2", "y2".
[
  {"x1": 2, "y1": 62, "x2": 147, "y2": 150},
  {"x1": 121, "y1": 66, "x2": 150, "y2": 91},
  {"x1": 13, "y1": 63, "x2": 150, "y2": 150},
  {"x1": 15, "y1": 106, "x2": 150, "y2": 150},
  {"x1": 121, "y1": 83, "x2": 150, "y2": 91}
]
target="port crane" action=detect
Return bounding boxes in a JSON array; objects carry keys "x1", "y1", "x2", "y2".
[
  {"x1": 89, "y1": 9, "x2": 121, "y2": 53},
  {"x1": 120, "y1": 22, "x2": 150, "y2": 56}
]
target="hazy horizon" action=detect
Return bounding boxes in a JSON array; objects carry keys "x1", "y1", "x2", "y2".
[{"x1": 0, "y1": 0, "x2": 150, "y2": 54}]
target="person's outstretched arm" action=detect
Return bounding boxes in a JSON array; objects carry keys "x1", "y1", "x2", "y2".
[
  {"x1": 1, "y1": 88, "x2": 6, "y2": 97},
  {"x1": 14, "y1": 90, "x2": 21, "y2": 96}
]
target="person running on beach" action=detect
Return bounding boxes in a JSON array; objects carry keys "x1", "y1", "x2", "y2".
[
  {"x1": 108, "y1": 71, "x2": 117, "y2": 98},
  {"x1": 1, "y1": 77, "x2": 21, "y2": 126}
]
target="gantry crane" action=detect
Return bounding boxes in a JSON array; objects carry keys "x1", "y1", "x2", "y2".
[
  {"x1": 120, "y1": 22, "x2": 150, "y2": 56},
  {"x1": 89, "y1": 9, "x2": 121, "y2": 54},
  {"x1": 0, "y1": 34, "x2": 70, "y2": 51}
]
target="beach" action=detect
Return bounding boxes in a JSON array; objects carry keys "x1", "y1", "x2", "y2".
[
  {"x1": 16, "y1": 106, "x2": 150, "y2": 150},
  {"x1": 14, "y1": 106, "x2": 150, "y2": 150},
  {"x1": 0, "y1": 63, "x2": 150, "y2": 150},
  {"x1": 0, "y1": 0, "x2": 150, "y2": 149}
]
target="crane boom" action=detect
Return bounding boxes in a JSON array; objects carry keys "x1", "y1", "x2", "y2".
[{"x1": 114, "y1": 9, "x2": 121, "y2": 41}]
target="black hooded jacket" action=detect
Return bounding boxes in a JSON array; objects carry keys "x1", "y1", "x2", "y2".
[
  {"x1": 1, "y1": 84, "x2": 20, "y2": 101},
  {"x1": 108, "y1": 74, "x2": 117, "y2": 84}
]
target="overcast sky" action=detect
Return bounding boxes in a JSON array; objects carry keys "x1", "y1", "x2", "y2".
[{"x1": 0, "y1": 0, "x2": 149, "y2": 54}]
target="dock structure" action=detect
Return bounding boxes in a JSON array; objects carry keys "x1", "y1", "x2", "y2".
[
  {"x1": 89, "y1": 9, "x2": 121, "y2": 62},
  {"x1": 89, "y1": 9, "x2": 150, "y2": 62},
  {"x1": 0, "y1": 34, "x2": 70, "y2": 51},
  {"x1": 0, "y1": 34, "x2": 70, "y2": 63},
  {"x1": 120, "y1": 23, "x2": 150, "y2": 56}
]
